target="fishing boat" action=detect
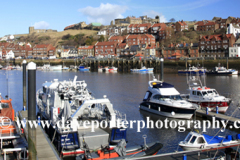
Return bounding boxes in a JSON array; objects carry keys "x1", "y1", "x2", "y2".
[
  {"x1": 78, "y1": 66, "x2": 90, "y2": 72},
  {"x1": 179, "y1": 131, "x2": 240, "y2": 151},
  {"x1": 36, "y1": 76, "x2": 127, "y2": 156},
  {"x1": 206, "y1": 66, "x2": 238, "y2": 75},
  {"x1": 130, "y1": 66, "x2": 153, "y2": 72},
  {"x1": 78, "y1": 139, "x2": 163, "y2": 160},
  {"x1": 139, "y1": 76, "x2": 198, "y2": 119},
  {"x1": 178, "y1": 66, "x2": 207, "y2": 75},
  {"x1": 182, "y1": 75, "x2": 231, "y2": 113}
]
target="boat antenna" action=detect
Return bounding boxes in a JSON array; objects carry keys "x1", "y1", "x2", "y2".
[{"x1": 203, "y1": 72, "x2": 206, "y2": 87}]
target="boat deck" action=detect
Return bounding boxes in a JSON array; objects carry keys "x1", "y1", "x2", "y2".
[{"x1": 18, "y1": 110, "x2": 61, "y2": 160}]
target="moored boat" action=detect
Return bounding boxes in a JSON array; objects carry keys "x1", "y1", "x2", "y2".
[
  {"x1": 36, "y1": 76, "x2": 127, "y2": 156},
  {"x1": 130, "y1": 66, "x2": 153, "y2": 72},
  {"x1": 140, "y1": 76, "x2": 198, "y2": 119},
  {"x1": 179, "y1": 131, "x2": 240, "y2": 151},
  {"x1": 206, "y1": 66, "x2": 238, "y2": 75},
  {"x1": 178, "y1": 66, "x2": 207, "y2": 75},
  {"x1": 78, "y1": 66, "x2": 90, "y2": 72},
  {"x1": 183, "y1": 75, "x2": 231, "y2": 113}
]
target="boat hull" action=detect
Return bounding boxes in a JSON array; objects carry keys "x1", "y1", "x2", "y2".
[
  {"x1": 178, "y1": 70, "x2": 206, "y2": 74},
  {"x1": 189, "y1": 101, "x2": 229, "y2": 113},
  {"x1": 140, "y1": 102, "x2": 196, "y2": 119}
]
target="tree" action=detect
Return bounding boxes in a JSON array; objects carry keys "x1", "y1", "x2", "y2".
[
  {"x1": 98, "y1": 35, "x2": 105, "y2": 42},
  {"x1": 85, "y1": 38, "x2": 93, "y2": 45},
  {"x1": 169, "y1": 18, "x2": 176, "y2": 23}
]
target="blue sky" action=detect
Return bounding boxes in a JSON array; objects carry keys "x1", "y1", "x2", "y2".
[{"x1": 0, "y1": 0, "x2": 239, "y2": 37}]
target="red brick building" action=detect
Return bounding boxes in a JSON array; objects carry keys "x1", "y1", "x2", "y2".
[
  {"x1": 199, "y1": 34, "x2": 236, "y2": 57},
  {"x1": 197, "y1": 22, "x2": 219, "y2": 31},
  {"x1": 108, "y1": 36, "x2": 124, "y2": 44},
  {"x1": 140, "y1": 34, "x2": 155, "y2": 46},
  {"x1": 95, "y1": 41, "x2": 117, "y2": 57},
  {"x1": 28, "y1": 44, "x2": 56, "y2": 58},
  {"x1": 125, "y1": 35, "x2": 141, "y2": 46},
  {"x1": 175, "y1": 20, "x2": 188, "y2": 32}
]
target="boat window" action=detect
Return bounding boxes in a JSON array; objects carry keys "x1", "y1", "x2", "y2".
[
  {"x1": 153, "y1": 95, "x2": 160, "y2": 100},
  {"x1": 43, "y1": 87, "x2": 46, "y2": 93},
  {"x1": 0, "y1": 103, "x2": 9, "y2": 108},
  {"x1": 192, "y1": 91, "x2": 196, "y2": 95},
  {"x1": 213, "y1": 90, "x2": 218, "y2": 94},
  {"x1": 197, "y1": 92, "x2": 202, "y2": 96},
  {"x1": 196, "y1": 137, "x2": 205, "y2": 144},
  {"x1": 190, "y1": 136, "x2": 197, "y2": 144},
  {"x1": 185, "y1": 134, "x2": 192, "y2": 142},
  {"x1": 207, "y1": 90, "x2": 213, "y2": 94},
  {"x1": 159, "y1": 95, "x2": 182, "y2": 100},
  {"x1": 202, "y1": 91, "x2": 208, "y2": 96}
]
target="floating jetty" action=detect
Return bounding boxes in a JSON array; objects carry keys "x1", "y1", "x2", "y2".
[
  {"x1": 18, "y1": 110, "x2": 60, "y2": 160},
  {"x1": 196, "y1": 109, "x2": 240, "y2": 125}
]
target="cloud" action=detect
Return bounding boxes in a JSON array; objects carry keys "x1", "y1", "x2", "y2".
[
  {"x1": 143, "y1": 10, "x2": 167, "y2": 23},
  {"x1": 78, "y1": 3, "x2": 128, "y2": 25},
  {"x1": 33, "y1": 21, "x2": 49, "y2": 29}
]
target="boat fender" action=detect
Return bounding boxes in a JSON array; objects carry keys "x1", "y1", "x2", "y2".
[
  {"x1": 18, "y1": 150, "x2": 28, "y2": 159},
  {"x1": 171, "y1": 111, "x2": 175, "y2": 116}
]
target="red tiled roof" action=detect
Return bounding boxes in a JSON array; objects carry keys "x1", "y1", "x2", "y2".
[
  {"x1": 126, "y1": 35, "x2": 141, "y2": 39},
  {"x1": 141, "y1": 34, "x2": 154, "y2": 39},
  {"x1": 172, "y1": 52, "x2": 181, "y2": 56},
  {"x1": 78, "y1": 45, "x2": 94, "y2": 49},
  {"x1": 95, "y1": 41, "x2": 117, "y2": 46},
  {"x1": 109, "y1": 36, "x2": 123, "y2": 40},
  {"x1": 201, "y1": 34, "x2": 222, "y2": 41},
  {"x1": 199, "y1": 22, "x2": 216, "y2": 26},
  {"x1": 137, "y1": 23, "x2": 151, "y2": 27},
  {"x1": 226, "y1": 34, "x2": 233, "y2": 38},
  {"x1": 152, "y1": 23, "x2": 166, "y2": 28},
  {"x1": 135, "y1": 53, "x2": 143, "y2": 57},
  {"x1": 34, "y1": 44, "x2": 49, "y2": 48}
]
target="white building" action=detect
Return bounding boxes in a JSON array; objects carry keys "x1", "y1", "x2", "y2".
[
  {"x1": 61, "y1": 49, "x2": 70, "y2": 58},
  {"x1": 97, "y1": 30, "x2": 106, "y2": 36},
  {"x1": 229, "y1": 39, "x2": 240, "y2": 57},
  {"x1": 6, "y1": 50, "x2": 15, "y2": 59},
  {"x1": 227, "y1": 23, "x2": 240, "y2": 39}
]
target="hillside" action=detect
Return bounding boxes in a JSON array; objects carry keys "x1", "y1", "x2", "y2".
[{"x1": 16, "y1": 29, "x2": 98, "y2": 47}]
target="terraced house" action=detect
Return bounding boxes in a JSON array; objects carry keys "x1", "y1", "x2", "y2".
[
  {"x1": 197, "y1": 22, "x2": 219, "y2": 31},
  {"x1": 95, "y1": 41, "x2": 117, "y2": 57},
  {"x1": 78, "y1": 45, "x2": 94, "y2": 57},
  {"x1": 199, "y1": 34, "x2": 236, "y2": 57},
  {"x1": 28, "y1": 44, "x2": 56, "y2": 58}
]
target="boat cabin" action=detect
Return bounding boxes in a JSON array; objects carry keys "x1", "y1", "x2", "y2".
[
  {"x1": 190, "y1": 87, "x2": 218, "y2": 98},
  {"x1": 183, "y1": 132, "x2": 236, "y2": 146}
]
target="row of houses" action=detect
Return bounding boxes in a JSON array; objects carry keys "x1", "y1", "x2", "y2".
[{"x1": 0, "y1": 31, "x2": 239, "y2": 60}]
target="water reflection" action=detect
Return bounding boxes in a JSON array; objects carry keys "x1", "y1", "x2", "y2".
[{"x1": 0, "y1": 70, "x2": 239, "y2": 159}]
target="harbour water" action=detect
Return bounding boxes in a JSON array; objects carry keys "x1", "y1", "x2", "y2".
[{"x1": 0, "y1": 70, "x2": 240, "y2": 159}]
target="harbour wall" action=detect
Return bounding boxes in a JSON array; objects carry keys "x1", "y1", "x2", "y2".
[{"x1": 1, "y1": 58, "x2": 239, "y2": 73}]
